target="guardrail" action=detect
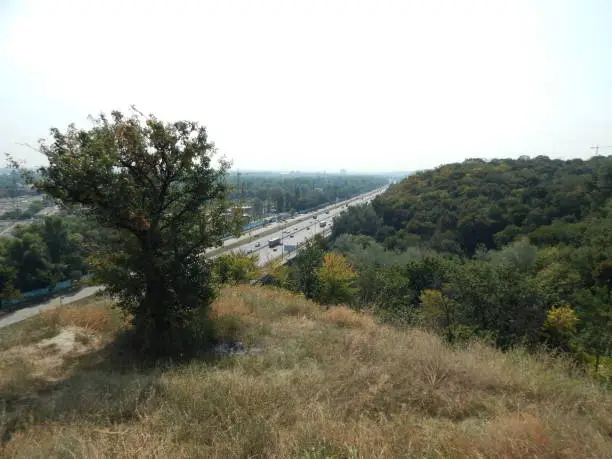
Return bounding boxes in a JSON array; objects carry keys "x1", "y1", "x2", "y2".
[{"x1": 0, "y1": 275, "x2": 94, "y2": 309}]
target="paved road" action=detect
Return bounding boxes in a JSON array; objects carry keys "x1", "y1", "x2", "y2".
[
  {"x1": 229, "y1": 187, "x2": 387, "y2": 266},
  {"x1": 204, "y1": 187, "x2": 385, "y2": 256},
  {"x1": 0, "y1": 186, "x2": 387, "y2": 329},
  {"x1": 0, "y1": 286, "x2": 103, "y2": 329}
]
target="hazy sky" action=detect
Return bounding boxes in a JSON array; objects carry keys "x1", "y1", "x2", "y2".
[{"x1": 1, "y1": 0, "x2": 611, "y2": 172}]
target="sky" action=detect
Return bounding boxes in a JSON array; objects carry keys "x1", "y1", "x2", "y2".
[{"x1": 1, "y1": 0, "x2": 611, "y2": 173}]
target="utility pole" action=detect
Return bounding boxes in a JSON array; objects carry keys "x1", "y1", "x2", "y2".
[{"x1": 591, "y1": 145, "x2": 612, "y2": 156}]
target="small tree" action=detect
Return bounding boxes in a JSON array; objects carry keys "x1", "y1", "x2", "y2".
[
  {"x1": 542, "y1": 305, "x2": 579, "y2": 351},
  {"x1": 573, "y1": 287, "x2": 612, "y2": 374},
  {"x1": 316, "y1": 252, "x2": 357, "y2": 305},
  {"x1": 288, "y1": 235, "x2": 326, "y2": 299},
  {"x1": 267, "y1": 258, "x2": 289, "y2": 285},
  {"x1": 420, "y1": 289, "x2": 456, "y2": 342},
  {"x1": 213, "y1": 253, "x2": 260, "y2": 284},
  {"x1": 14, "y1": 110, "x2": 235, "y2": 357}
]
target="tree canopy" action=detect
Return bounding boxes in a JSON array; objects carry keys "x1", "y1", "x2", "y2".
[
  {"x1": 16, "y1": 110, "x2": 235, "y2": 357},
  {"x1": 372, "y1": 156, "x2": 612, "y2": 254}
]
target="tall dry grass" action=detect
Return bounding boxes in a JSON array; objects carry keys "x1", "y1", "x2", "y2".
[{"x1": 1, "y1": 285, "x2": 611, "y2": 458}]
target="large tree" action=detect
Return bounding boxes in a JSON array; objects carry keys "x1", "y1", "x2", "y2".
[{"x1": 17, "y1": 110, "x2": 235, "y2": 357}]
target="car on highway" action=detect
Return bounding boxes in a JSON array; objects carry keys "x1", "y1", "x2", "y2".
[
  {"x1": 255, "y1": 242, "x2": 260, "y2": 247},
  {"x1": 290, "y1": 234, "x2": 294, "y2": 238}
]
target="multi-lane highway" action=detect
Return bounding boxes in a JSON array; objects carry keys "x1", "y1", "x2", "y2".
[{"x1": 219, "y1": 186, "x2": 388, "y2": 266}]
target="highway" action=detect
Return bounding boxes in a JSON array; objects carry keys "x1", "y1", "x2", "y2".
[
  {"x1": 205, "y1": 186, "x2": 386, "y2": 259},
  {"x1": 220, "y1": 186, "x2": 388, "y2": 266}
]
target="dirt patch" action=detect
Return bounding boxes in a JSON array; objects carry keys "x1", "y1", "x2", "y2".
[{"x1": 0, "y1": 326, "x2": 101, "y2": 381}]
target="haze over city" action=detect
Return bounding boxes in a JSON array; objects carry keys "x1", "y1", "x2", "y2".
[{"x1": 1, "y1": 0, "x2": 612, "y2": 172}]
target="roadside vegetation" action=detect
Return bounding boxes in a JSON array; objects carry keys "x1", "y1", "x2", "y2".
[{"x1": 1, "y1": 286, "x2": 611, "y2": 458}]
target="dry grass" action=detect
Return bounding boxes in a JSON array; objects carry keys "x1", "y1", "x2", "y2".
[
  {"x1": 0, "y1": 296, "x2": 119, "y2": 353},
  {"x1": 321, "y1": 305, "x2": 376, "y2": 329},
  {"x1": 40, "y1": 297, "x2": 124, "y2": 335},
  {"x1": 1, "y1": 285, "x2": 611, "y2": 458}
]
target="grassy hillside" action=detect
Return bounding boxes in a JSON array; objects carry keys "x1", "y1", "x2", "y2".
[{"x1": 1, "y1": 286, "x2": 611, "y2": 458}]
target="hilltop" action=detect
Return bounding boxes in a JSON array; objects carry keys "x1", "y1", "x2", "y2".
[{"x1": 1, "y1": 285, "x2": 611, "y2": 458}]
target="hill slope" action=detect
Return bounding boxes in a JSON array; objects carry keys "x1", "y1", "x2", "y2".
[
  {"x1": 371, "y1": 155, "x2": 612, "y2": 254},
  {"x1": 1, "y1": 286, "x2": 611, "y2": 458}
]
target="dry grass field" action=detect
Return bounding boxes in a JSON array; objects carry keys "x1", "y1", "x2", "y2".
[{"x1": 1, "y1": 286, "x2": 611, "y2": 458}]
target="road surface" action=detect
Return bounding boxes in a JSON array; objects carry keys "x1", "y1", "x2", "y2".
[
  {"x1": 204, "y1": 186, "x2": 386, "y2": 257},
  {"x1": 0, "y1": 186, "x2": 387, "y2": 328},
  {"x1": 0, "y1": 286, "x2": 103, "y2": 329},
  {"x1": 226, "y1": 186, "x2": 387, "y2": 266}
]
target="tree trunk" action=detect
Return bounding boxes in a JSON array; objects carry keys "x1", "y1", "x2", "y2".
[{"x1": 140, "y1": 241, "x2": 168, "y2": 355}]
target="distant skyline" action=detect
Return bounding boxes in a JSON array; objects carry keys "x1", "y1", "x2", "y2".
[{"x1": 1, "y1": 0, "x2": 612, "y2": 172}]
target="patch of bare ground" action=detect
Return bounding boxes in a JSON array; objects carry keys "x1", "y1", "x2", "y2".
[{"x1": 1, "y1": 327, "x2": 102, "y2": 383}]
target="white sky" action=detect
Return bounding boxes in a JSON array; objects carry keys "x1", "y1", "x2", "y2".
[{"x1": 1, "y1": 0, "x2": 612, "y2": 172}]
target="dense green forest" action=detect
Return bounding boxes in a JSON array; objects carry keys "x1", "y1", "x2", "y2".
[
  {"x1": 371, "y1": 155, "x2": 612, "y2": 254},
  {"x1": 283, "y1": 156, "x2": 612, "y2": 379},
  {"x1": 225, "y1": 172, "x2": 388, "y2": 215}
]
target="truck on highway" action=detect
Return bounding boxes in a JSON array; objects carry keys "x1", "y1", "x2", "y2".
[
  {"x1": 268, "y1": 237, "x2": 282, "y2": 248},
  {"x1": 319, "y1": 221, "x2": 327, "y2": 228}
]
